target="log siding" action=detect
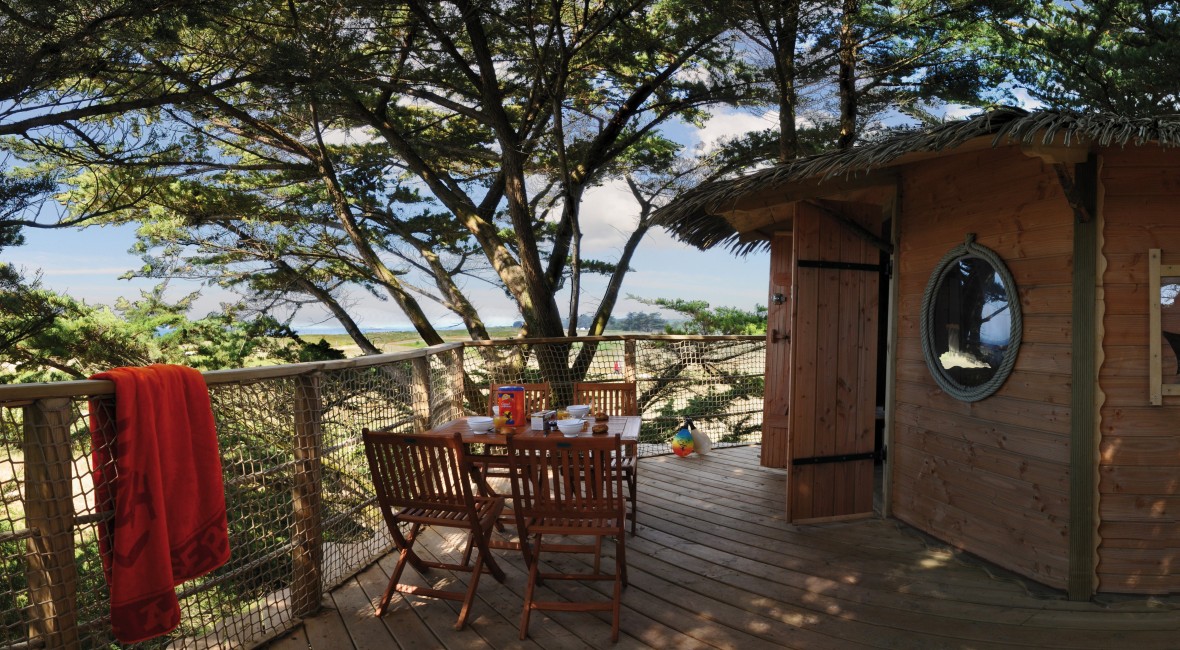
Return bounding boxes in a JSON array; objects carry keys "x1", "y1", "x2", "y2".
[
  {"x1": 891, "y1": 145, "x2": 1075, "y2": 589},
  {"x1": 1096, "y1": 145, "x2": 1180, "y2": 594}
]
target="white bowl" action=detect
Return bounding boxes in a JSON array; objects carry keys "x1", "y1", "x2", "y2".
[
  {"x1": 555, "y1": 418, "x2": 583, "y2": 436},
  {"x1": 566, "y1": 405, "x2": 591, "y2": 419},
  {"x1": 468, "y1": 416, "x2": 494, "y2": 433}
]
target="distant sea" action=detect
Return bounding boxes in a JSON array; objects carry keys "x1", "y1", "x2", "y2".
[
  {"x1": 295, "y1": 325, "x2": 408, "y2": 335},
  {"x1": 294, "y1": 324, "x2": 509, "y2": 335}
]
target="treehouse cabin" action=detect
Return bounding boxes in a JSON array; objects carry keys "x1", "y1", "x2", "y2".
[{"x1": 654, "y1": 108, "x2": 1180, "y2": 599}]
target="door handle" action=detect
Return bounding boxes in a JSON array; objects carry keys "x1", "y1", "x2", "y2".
[{"x1": 771, "y1": 329, "x2": 789, "y2": 343}]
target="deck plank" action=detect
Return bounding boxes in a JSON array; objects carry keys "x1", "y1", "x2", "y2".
[
  {"x1": 300, "y1": 593, "x2": 353, "y2": 650},
  {"x1": 265, "y1": 446, "x2": 1180, "y2": 650}
]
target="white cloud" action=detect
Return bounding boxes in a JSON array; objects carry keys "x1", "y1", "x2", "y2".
[
  {"x1": 578, "y1": 180, "x2": 642, "y2": 249},
  {"x1": 692, "y1": 108, "x2": 780, "y2": 153}
]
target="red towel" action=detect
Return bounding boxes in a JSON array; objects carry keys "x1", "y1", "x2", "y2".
[{"x1": 89, "y1": 364, "x2": 230, "y2": 643}]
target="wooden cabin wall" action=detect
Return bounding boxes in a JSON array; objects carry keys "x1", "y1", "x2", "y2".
[
  {"x1": 892, "y1": 145, "x2": 1074, "y2": 590},
  {"x1": 1096, "y1": 145, "x2": 1180, "y2": 594}
]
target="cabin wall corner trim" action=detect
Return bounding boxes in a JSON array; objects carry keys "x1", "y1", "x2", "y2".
[{"x1": 1067, "y1": 153, "x2": 1101, "y2": 600}]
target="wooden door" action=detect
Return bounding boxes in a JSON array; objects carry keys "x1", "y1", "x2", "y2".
[
  {"x1": 787, "y1": 201, "x2": 881, "y2": 523},
  {"x1": 761, "y1": 231, "x2": 793, "y2": 468}
]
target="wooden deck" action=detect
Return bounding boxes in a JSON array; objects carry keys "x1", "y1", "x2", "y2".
[{"x1": 263, "y1": 446, "x2": 1180, "y2": 650}]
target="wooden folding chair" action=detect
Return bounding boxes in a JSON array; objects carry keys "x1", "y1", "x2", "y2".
[
  {"x1": 473, "y1": 383, "x2": 554, "y2": 496},
  {"x1": 507, "y1": 435, "x2": 628, "y2": 642},
  {"x1": 362, "y1": 429, "x2": 506, "y2": 630},
  {"x1": 574, "y1": 382, "x2": 639, "y2": 535}
]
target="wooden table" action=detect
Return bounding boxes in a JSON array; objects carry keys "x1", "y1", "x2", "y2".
[
  {"x1": 423, "y1": 415, "x2": 640, "y2": 448},
  {"x1": 419, "y1": 416, "x2": 641, "y2": 546}
]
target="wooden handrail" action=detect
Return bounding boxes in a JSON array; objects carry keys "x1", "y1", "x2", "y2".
[
  {"x1": 461, "y1": 334, "x2": 763, "y2": 346},
  {"x1": 0, "y1": 336, "x2": 762, "y2": 405},
  {"x1": 0, "y1": 343, "x2": 465, "y2": 404}
]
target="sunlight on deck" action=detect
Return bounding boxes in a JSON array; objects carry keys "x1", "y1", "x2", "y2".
[{"x1": 264, "y1": 446, "x2": 1180, "y2": 650}]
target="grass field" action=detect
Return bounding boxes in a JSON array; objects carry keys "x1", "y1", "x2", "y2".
[{"x1": 313, "y1": 327, "x2": 524, "y2": 357}]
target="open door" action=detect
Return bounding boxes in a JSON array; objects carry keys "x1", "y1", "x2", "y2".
[{"x1": 786, "y1": 201, "x2": 882, "y2": 523}]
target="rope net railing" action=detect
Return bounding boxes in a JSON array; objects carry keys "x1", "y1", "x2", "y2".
[
  {"x1": 0, "y1": 336, "x2": 762, "y2": 649},
  {"x1": 463, "y1": 335, "x2": 766, "y2": 457}
]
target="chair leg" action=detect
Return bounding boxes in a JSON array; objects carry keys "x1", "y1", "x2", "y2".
[
  {"x1": 376, "y1": 548, "x2": 409, "y2": 616},
  {"x1": 461, "y1": 530, "x2": 475, "y2": 567},
  {"x1": 454, "y1": 552, "x2": 484, "y2": 630},
  {"x1": 519, "y1": 533, "x2": 542, "y2": 640},
  {"x1": 392, "y1": 523, "x2": 430, "y2": 573},
  {"x1": 376, "y1": 523, "x2": 425, "y2": 616},
  {"x1": 627, "y1": 468, "x2": 638, "y2": 536},
  {"x1": 473, "y1": 523, "x2": 506, "y2": 583}
]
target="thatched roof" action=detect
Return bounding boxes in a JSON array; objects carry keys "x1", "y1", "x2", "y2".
[{"x1": 653, "y1": 106, "x2": 1180, "y2": 255}]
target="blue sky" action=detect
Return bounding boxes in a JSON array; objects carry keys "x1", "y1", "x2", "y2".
[{"x1": 7, "y1": 108, "x2": 777, "y2": 332}]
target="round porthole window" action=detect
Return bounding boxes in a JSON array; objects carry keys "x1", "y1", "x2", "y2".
[{"x1": 919, "y1": 234, "x2": 1021, "y2": 402}]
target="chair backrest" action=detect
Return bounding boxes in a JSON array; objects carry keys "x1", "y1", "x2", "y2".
[
  {"x1": 488, "y1": 383, "x2": 552, "y2": 415},
  {"x1": 573, "y1": 382, "x2": 638, "y2": 416},
  {"x1": 506, "y1": 435, "x2": 625, "y2": 527},
  {"x1": 363, "y1": 429, "x2": 476, "y2": 521}
]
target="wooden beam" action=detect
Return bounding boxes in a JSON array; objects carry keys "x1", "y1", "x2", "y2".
[
  {"x1": 1052, "y1": 159, "x2": 1098, "y2": 223},
  {"x1": 1067, "y1": 152, "x2": 1099, "y2": 601},
  {"x1": 1020, "y1": 139, "x2": 1091, "y2": 165},
  {"x1": 803, "y1": 200, "x2": 893, "y2": 254}
]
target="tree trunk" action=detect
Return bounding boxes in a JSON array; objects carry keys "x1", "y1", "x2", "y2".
[
  {"x1": 774, "y1": 0, "x2": 801, "y2": 162},
  {"x1": 309, "y1": 106, "x2": 445, "y2": 346},
  {"x1": 287, "y1": 268, "x2": 381, "y2": 355},
  {"x1": 837, "y1": 0, "x2": 861, "y2": 150}
]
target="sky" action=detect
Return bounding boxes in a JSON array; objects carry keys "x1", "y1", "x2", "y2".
[{"x1": 6, "y1": 108, "x2": 779, "y2": 333}]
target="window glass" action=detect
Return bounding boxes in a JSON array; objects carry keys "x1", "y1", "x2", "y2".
[
  {"x1": 1163, "y1": 280, "x2": 1180, "y2": 376},
  {"x1": 931, "y1": 257, "x2": 1011, "y2": 388}
]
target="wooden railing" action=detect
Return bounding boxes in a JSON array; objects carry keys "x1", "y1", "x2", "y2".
[{"x1": 0, "y1": 335, "x2": 764, "y2": 649}]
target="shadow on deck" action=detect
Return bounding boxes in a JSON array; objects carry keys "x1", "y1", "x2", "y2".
[{"x1": 263, "y1": 446, "x2": 1179, "y2": 649}]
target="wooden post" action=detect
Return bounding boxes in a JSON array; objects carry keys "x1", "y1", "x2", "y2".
[
  {"x1": 881, "y1": 189, "x2": 901, "y2": 518},
  {"x1": 1068, "y1": 154, "x2": 1099, "y2": 601},
  {"x1": 24, "y1": 397, "x2": 80, "y2": 649},
  {"x1": 448, "y1": 347, "x2": 466, "y2": 419},
  {"x1": 1149, "y1": 248, "x2": 1162, "y2": 406},
  {"x1": 291, "y1": 374, "x2": 324, "y2": 618},
  {"x1": 623, "y1": 339, "x2": 637, "y2": 385},
  {"x1": 410, "y1": 356, "x2": 432, "y2": 432}
]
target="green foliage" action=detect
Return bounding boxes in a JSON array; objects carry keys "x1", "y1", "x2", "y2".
[
  {"x1": 634, "y1": 296, "x2": 767, "y2": 335},
  {"x1": 1007, "y1": 1, "x2": 1180, "y2": 114},
  {"x1": 0, "y1": 520, "x2": 27, "y2": 646},
  {"x1": 0, "y1": 284, "x2": 343, "y2": 382},
  {"x1": 649, "y1": 378, "x2": 765, "y2": 443},
  {"x1": 5, "y1": 0, "x2": 756, "y2": 351},
  {"x1": 724, "y1": 0, "x2": 1023, "y2": 163},
  {"x1": 604, "y1": 311, "x2": 668, "y2": 332}
]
